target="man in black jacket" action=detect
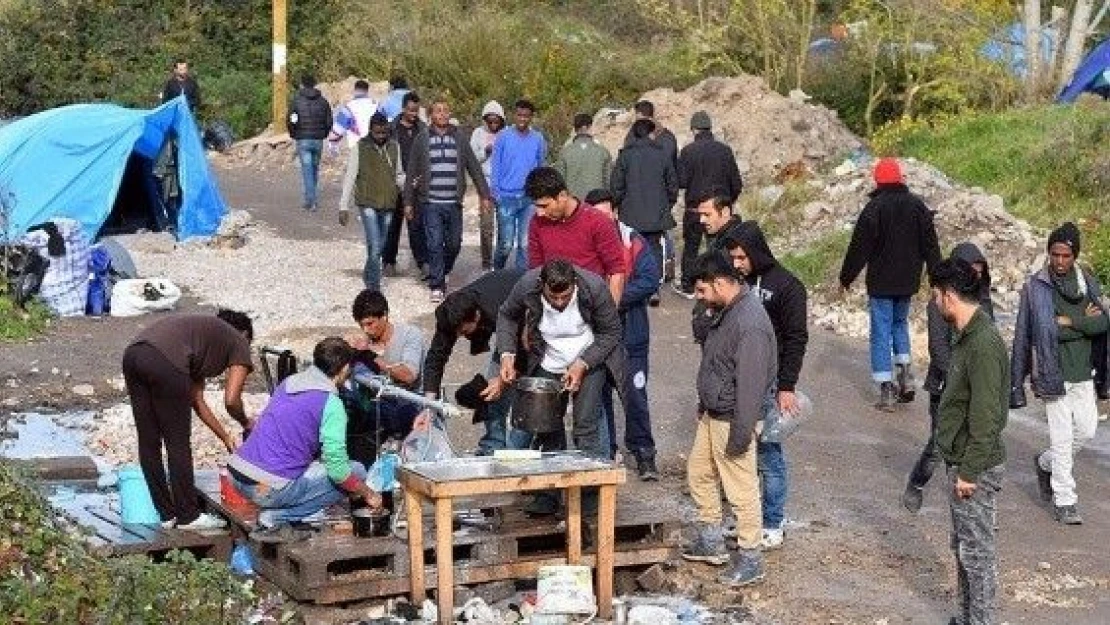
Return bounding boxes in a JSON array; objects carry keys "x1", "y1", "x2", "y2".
[
  {"x1": 383, "y1": 92, "x2": 429, "y2": 278},
  {"x1": 422, "y1": 268, "x2": 526, "y2": 454},
  {"x1": 724, "y1": 223, "x2": 807, "y2": 550},
  {"x1": 161, "y1": 59, "x2": 201, "y2": 113},
  {"x1": 691, "y1": 192, "x2": 747, "y2": 342},
  {"x1": 904, "y1": 243, "x2": 993, "y2": 513},
  {"x1": 612, "y1": 119, "x2": 678, "y2": 300},
  {"x1": 839, "y1": 158, "x2": 941, "y2": 410},
  {"x1": 288, "y1": 74, "x2": 334, "y2": 212},
  {"x1": 677, "y1": 111, "x2": 743, "y2": 296}
]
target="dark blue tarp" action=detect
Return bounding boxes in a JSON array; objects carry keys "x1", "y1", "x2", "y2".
[
  {"x1": 1058, "y1": 38, "x2": 1110, "y2": 102},
  {"x1": 0, "y1": 97, "x2": 226, "y2": 241}
]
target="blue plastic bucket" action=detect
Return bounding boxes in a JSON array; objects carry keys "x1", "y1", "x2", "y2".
[{"x1": 117, "y1": 464, "x2": 161, "y2": 525}]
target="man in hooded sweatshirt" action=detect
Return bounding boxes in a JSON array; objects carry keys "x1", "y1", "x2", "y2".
[
  {"x1": 470, "y1": 101, "x2": 505, "y2": 270},
  {"x1": 723, "y1": 223, "x2": 807, "y2": 550},
  {"x1": 1011, "y1": 222, "x2": 1108, "y2": 525},
  {"x1": 287, "y1": 74, "x2": 334, "y2": 212},
  {"x1": 903, "y1": 243, "x2": 994, "y2": 513},
  {"x1": 839, "y1": 158, "x2": 941, "y2": 410}
]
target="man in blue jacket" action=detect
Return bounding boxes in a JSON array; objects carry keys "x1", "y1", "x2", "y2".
[
  {"x1": 586, "y1": 189, "x2": 661, "y2": 480},
  {"x1": 492, "y1": 99, "x2": 547, "y2": 270}
]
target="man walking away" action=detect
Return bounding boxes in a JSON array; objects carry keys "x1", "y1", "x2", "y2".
[
  {"x1": 682, "y1": 251, "x2": 776, "y2": 587},
  {"x1": 588, "y1": 189, "x2": 661, "y2": 479},
  {"x1": 330, "y1": 80, "x2": 379, "y2": 217},
  {"x1": 288, "y1": 74, "x2": 334, "y2": 212},
  {"x1": 378, "y1": 75, "x2": 411, "y2": 122},
  {"x1": 347, "y1": 113, "x2": 405, "y2": 291},
  {"x1": 930, "y1": 258, "x2": 1008, "y2": 625},
  {"x1": 839, "y1": 157, "x2": 941, "y2": 410},
  {"x1": 404, "y1": 97, "x2": 492, "y2": 303},
  {"x1": 612, "y1": 119, "x2": 678, "y2": 302},
  {"x1": 384, "y1": 92, "x2": 428, "y2": 278},
  {"x1": 677, "y1": 111, "x2": 742, "y2": 297},
  {"x1": 1011, "y1": 222, "x2": 1108, "y2": 525},
  {"x1": 557, "y1": 113, "x2": 612, "y2": 201},
  {"x1": 492, "y1": 99, "x2": 547, "y2": 270},
  {"x1": 161, "y1": 58, "x2": 201, "y2": 113},
  {"x1": 904, "y1": 243, "x2": 994, "y2": 513},
  {"x1": 470, "y1": 101, "x2": 506, "y2": 270},
  {"x1": 624, "y1": 100, "x2": 678, "y2": 286},
  {"x1": 724, "y1": 223, "x2": 807, "y2": 549}
]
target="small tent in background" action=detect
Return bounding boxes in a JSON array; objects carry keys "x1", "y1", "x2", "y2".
[
  {"x1": 0, "y1": 96, "x2": 226, "y2": 242},
  {"x1": 1058, "y1": 38, "x2": 1110, "y2": 102}
]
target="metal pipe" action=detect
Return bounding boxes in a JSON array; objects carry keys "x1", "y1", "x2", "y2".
[{"x1": 351, "y1": 372, "x2": 461, "y2": 419}]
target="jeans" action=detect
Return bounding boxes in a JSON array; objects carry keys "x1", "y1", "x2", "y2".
[
  {"x1": 383, "y1": 196, "x2": 428, "y2": 268},
  {"x1": 233, "y1": 461, "x2": 367, "y2": 527},
  {"x1": 680, "y1": 209, "x2": 703, "y2": 290},
  {"x1": 868, "y1": 296, "x2": 912, "y2": 382},
  {"x1": 757, "y1": 389, "x2": 787, "y2": 529},
  {"x1": 601, "y1": 350, "x2": 654, "y2": 456},
  {"x1": 494, "y1": 195, "x2": 534, "y2": 270},
  {"x1": 296, "y1": 139, "x2": 323, "y2": 208},
  {"x1": 948, "y1": 464, "x2": 1003, "y2": 625},
  {"x1": 359, "y1": 208, "x2": 394, "y2": 290},
  {"x1": 908, "y1": 393, "x2": 943, "y2": 489},
  {"x1": 476, "y1": 358, "x2": 531, "y2": 453},
  {"x1": 1039, "y1": 379, "x2": 1099, "y2": 506},
  {"x1": 423, "y1": 202, "x2": 463, "y2": 290}
]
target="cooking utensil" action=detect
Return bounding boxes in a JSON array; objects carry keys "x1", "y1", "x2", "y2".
[
  {"x1": 351, "y1": 507, "x2": 391, "y2": 538},
  {"x1": 512, "y1": 376, "x2": 567, "y2": 433}
]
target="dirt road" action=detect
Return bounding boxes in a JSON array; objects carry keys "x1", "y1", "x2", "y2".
[{"x1": 2, "y1": 161, "x2": 1107, "y2": 623}]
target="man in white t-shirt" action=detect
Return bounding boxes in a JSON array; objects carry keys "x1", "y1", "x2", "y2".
[{"x1": 328, "y1": 80, "x2": 379, "y2": 214}]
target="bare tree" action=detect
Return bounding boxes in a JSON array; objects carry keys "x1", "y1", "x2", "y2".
[{"x1": 1023, "y1": 0, "x2": 1043, "y2": 98}]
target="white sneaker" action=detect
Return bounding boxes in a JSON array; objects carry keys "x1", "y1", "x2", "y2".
[
  {"x1": 160, "y1": 518, "x2": 176, "y2": 529},
  {"x1": 760, "y1": 527, "x2": 784, "y2": 550},
  {"x1": 176, "y1": 512, "x2": 228, "y2": 532}
]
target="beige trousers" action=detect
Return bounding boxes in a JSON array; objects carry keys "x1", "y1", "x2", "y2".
[{"x1": 687, "y1": 414, "x2": 762, "y2": 549}]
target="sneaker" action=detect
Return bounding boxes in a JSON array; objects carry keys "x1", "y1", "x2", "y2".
[
  {"x1": 649, "y1": 292, "x2": 661, "y2": 307},
  {"x1": 1055, "y1": 505, "x2": 1083, "y2": 525},
  {"x1": 176, "y1": 512, "x2": 228, "y2": 532},
  {"x1": 160, "y1": 518, "x2": 176, "y2": 529},
  {"x1": 876, "y1": 382, "x2": 897, "y2": 412},
  {"x1": 671, "y1": 282, "x2": 695, "y2": 300},
  {"x1": 760, "y1": 527, "x2": 784, "y2": 550},
  {"x1": 383, "y1": 263, "x2": 398, "y2": 278},
  {"x1": 430, "y1": 289, "x2": 445, "y2": 304},
  {"x1": 902, "y1": 483, "x2": 924, "y2": 513},
  {"x1": 635, "y1": 451, "x2": 659, "y2": 482},
  {"x1": 718, "y1": 548, "x2": 765, "y2": 587},
  {"x1": 895, "y1": 364, "x2": 916, "y2": 403},
  {"x1": 1033, "y1": 453, "x2": 1053, "y2": 502},
  {"x1": 680, "y1": 523, "x2": 729, "y2": 565}
]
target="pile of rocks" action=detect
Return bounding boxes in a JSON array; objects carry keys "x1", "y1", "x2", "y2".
[{"x1": 592, "y1": 75, "x2": 864, "y2": 184}]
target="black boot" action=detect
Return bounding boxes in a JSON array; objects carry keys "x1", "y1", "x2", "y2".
[
  {"x1": 895, "y1": 364, "x2": 916, "y2": 403},
  {"x1": 876, "y1": 382, "x2": 897, "y2": 412},
  {"x1": 635, "y1": 449, "x2": 659, "y2": 482}
]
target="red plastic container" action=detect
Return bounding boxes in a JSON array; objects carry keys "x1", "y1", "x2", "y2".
[{"x1": 220, "y1": 468, "x2": 250, "y2": 507}]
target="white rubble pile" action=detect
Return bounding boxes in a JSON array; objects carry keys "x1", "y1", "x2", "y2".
[
  {"x1": 83, "y1": 391, "x2": 271, "y2": 469},
  {"x1": 592, "y1": 75, "x2": 864, "y2": 184},
  {"x1": 117, "y1": 210, "x2": 435, "y2": 347}
]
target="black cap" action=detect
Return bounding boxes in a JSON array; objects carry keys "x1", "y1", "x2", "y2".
[{"x1": 1048, "y1": 221, "x2": 1081, "y2": 257}]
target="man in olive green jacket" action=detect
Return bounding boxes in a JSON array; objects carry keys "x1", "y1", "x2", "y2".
[
  {"x1": 556, "y1": 113, "x2": 612, "y2": 200},
  {"x1": 930, "y1": 257, "x2": 1008, "y2": 625}
]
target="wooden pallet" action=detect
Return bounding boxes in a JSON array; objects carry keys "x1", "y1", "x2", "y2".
[
  {"x1": 199, "y1": 482, "x2": 678, "y2": 604},
  {"x1": 54, "y1": 501, "x2": 232, "y2": 559}
]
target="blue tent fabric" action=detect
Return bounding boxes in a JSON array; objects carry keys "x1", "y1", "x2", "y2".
[
  {"x1": 1058, "y1": 38, "x2": 1110, "y2": 102},
  {"x1": 0, "y1": 97, "x2": 226, "y2": 241},
  {"x1": 981, "y1": 23, "x2": 1059, "y2": 79}
]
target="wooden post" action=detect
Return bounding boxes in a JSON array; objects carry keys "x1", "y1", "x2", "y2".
[
  {"x1": 435, "y1": 497, "x2": 454, "y2": 625},
  {"x1": 566, "y1": 486, "x2": 582, "y2": 565},
  {"x1": 272, "y1": 0, "x2": 288, "y2": 132},
  {"x1": 596, "y1": 485, "x2": 617, "y2": 619},
  {"x1": 405, "y1": 490, "x2": 426, "y2": 604}
]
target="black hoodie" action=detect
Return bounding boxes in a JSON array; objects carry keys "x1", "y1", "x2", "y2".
[
  {"x1": 288, "y1": 86, "x2": 333, "y2": 140},
  {"x1": 924, "y1": 242, "x2": 995, "y2": 395},
  {"x1": 732, "y1": 222, "x2": 809, "y2": 391}
]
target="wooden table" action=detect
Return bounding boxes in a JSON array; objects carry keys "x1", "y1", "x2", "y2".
[{"x1": 397, "y1": 455, "x2": 626, "y2": 624}]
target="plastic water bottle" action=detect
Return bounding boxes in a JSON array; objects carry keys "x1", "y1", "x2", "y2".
[
  {"x1": 230, "y1": 540, "x2": 255, "y2": 576},
  {"x1": 760, "y1": 390, "x2": 814, "y2": 443},
  {"x1": 368, "y1": 452, "x2": 399, "y2": 492}
]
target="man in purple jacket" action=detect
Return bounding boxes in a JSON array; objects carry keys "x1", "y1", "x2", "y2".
[{"x1": 228, "y1": 337, "x2": 381, "y2": 539}]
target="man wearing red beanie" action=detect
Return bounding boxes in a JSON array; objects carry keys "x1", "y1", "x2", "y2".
[{"x1": 839, "y1": 157, "x2": 942, "y2": 410}]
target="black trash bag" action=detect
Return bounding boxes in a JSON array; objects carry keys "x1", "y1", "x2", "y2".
[
  {"x1": 203, "y1": 120, "x2": 236, "y2": 153},
  {"x1": 1, "y1": 245, "x2": 49, "y2": 308}
]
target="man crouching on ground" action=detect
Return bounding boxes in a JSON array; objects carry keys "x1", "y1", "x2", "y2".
[
  {"x1": 681, "y1": 251, "x2": 776, "y2": 587},
  {"x1": 931, "y1": 258, "x2": 1008, "y2": 625}
]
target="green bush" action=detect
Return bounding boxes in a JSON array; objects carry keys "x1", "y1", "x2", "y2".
[
  {"x1": 0, "y1": 462, "x2": 257, "y2": 623},
  {"x1": 780, "y1": 230, "x2": 851, "y2": 289}
]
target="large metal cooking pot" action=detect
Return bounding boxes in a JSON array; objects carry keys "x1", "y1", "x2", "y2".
[{"x1": 512, "y1": 377, "x2": 567, "y2": 433}]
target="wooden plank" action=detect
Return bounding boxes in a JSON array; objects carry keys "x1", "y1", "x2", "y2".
[
  {"x1": 15, "y1": 456, "x2": 99, "y2": 480},
  {"x1": 596, "y1": 484, "x2": 617, "y2": 620},
  {"x1": 434, "y1": 497, "x2": 454, "y2": 625},
  {"x1": 406, "y1": 489, "x2": 426, "y2": 606},
  {"x1": 566, "y1": 486, "x2": 582, "y2": 565}
]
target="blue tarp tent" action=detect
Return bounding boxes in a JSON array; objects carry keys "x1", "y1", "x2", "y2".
[
  {"x1": 0, "y1": 97, "x2": 226, "y2": 242},
  {"x1": 1058, "y1": 38, "x2": 1110, "y2": 102}
]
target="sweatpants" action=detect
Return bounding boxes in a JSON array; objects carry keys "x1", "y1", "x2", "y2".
[
  {"x1": 121, "y1": 342, "x2": 200, "y2": 525},
  {"x1": 687, "y1": 414, "x2": 761, "y2": 550},
  {"x1": 1038, "y1": 380, "x2": 1099, "y2": 506}
]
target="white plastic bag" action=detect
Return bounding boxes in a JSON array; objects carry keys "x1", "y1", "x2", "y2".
[
  {"x1": 400, "y1": 413, "x2": 454, "y2": 463},
  {"x1": 110, "y1": 278, "x2": 181, "y2": 317}
]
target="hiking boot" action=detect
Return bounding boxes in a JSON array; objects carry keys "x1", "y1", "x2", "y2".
[
  {"x1": 634, "y1": 449, "x2": 659, "y2": 482},
  {"x1": 759, "y1": 527, "x2": 784, "y2": 550},
  {"x1": 719, "y1": 548, "x2": 765, "y2": 587},
  {"x1": 1055, "y1": 505, "x2": 1083, "y2": 525},
  {"x1": 876, "y1": 382, "x2": 897, "y2": 412},
  {"x1": 895, "y1": 364, "x2": 916, "y2": 403},
  {"x1": 680, "y1": 523, "x2": 729, "y2": 565},
  {"x1": 1034, "y1": 453, "x2": 1053, "y2": 502},
  {"x1": 176, "y1": 512, "x2": 228, "y2": 533},
  {"x1": 902, "y1": 483, "x2": 924, "y2": 513},
  {"x1": 649, "y1": 292, "x2": 661, "y2": 307}
]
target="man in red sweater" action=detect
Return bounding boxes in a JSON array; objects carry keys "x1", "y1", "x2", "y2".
[{"x1": 525, "y1": 167, "x2": 628, "y2": 303}]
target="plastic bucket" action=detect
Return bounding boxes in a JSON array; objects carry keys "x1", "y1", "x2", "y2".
[{"x1": 117, "y1": 464, "x2": 161, "y2": 525}]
